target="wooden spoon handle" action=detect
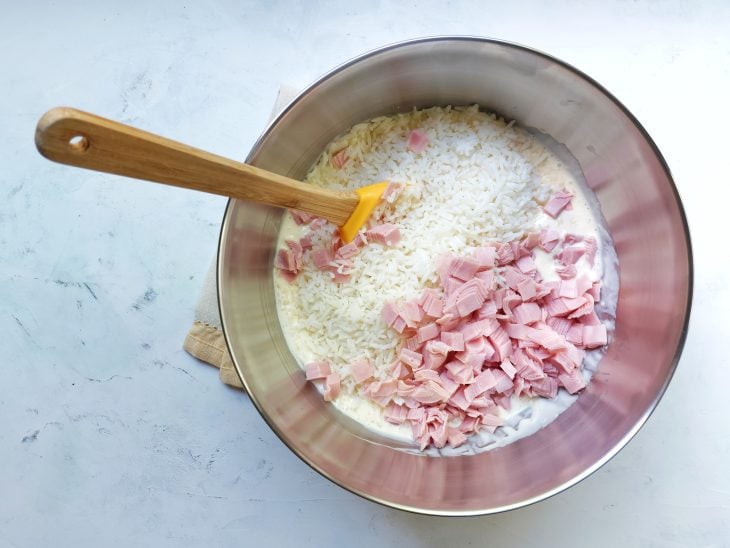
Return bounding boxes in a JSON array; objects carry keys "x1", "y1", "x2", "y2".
[{"x1": 35, "y1": 107, "x2": 358, "y2": 224}]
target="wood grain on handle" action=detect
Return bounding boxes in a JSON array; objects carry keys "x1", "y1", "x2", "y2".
[{"x1": 34, "y1": 107, "x2": 359, "y2": 225}]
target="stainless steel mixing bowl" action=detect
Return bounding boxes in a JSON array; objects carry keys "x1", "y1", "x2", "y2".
[{"x1": 217, "y1": 37, "x2": 692, "y2": 515}]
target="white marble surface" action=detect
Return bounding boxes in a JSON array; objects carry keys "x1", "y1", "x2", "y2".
[{"x1": 1, "y1": 1, "x2": 728, "y2": 546}]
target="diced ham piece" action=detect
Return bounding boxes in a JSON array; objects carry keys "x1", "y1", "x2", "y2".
[
  {"x1": 449, "y1": 256, "x2": 481, "y2": 281},
  {"x1": 412, "y1": 380, "x2": 450, "y2": 404},
  {"x1": 421, "y1": 289, "x2": 444, "y2": 318},
  {"x1": 496, "y1": 242, "x2": 515, "y2": 266},
  {"x1": 547, "y1": 316, "x2": 572, "y2": 337},
  {"x1": 399, "y1": 348, "x2": 423, "y2": 369},
  {"x1": 559, "y1": 368, "x2": 586, "y2": 394},
  {"x1": 488, "y1": 326, "x2": 512, "y2": 362},
  {"x1": 336, "y1": 241, "x2": 360, "y2": 260},
  {"x1": 582, "y1": 324, "x2": 608, "y2": 348},
  {"x1": 366, "y1": 223, "x2": 401, "y2": 246},
  {"x1": 539, "y1": 228, "x2": 561, "y2": 252},
  {"x1": 331, "y1": 148, "x2": 349, "y2": 169},
  {"x1": 305, "y1": 361, "x2": 331, "y2": 380},
  {"x1": 383, "y1": 403, "x2": 408, "y2": 424},
  {"x1": 406, "y1": 129, "x2": 429, "y2": 153},
  {"x1": 500, "y1": 358, "x2": 517, "y2": 379},
  {"x1": 417, "y1": 322, "x2": 440, "y2": 344},
  {"x1": 422, "y1": 341, "x2": 450, "y2": 371},
  {"x1": 381, "y1": 302, "x2": 399, "y2": 327},
  {"x1": 530, "y1": 376, "x2": 558, "y2": 399},
  {"x1": 441, "y1": 331, "x2": 465, "y2": 351},
  {"x1": 474, "y1": 246, "x2": 497, "y2": 269},
  {"x1": 559, "y1": 278, "x2": 579, "y2": 298},
  {"x1": 511, "y1": 302, "x2": 542, "y2": 325},
  {"x1": 290, "y1": 210, "x2": 315, "y2": 225},
  {"x1": 543, "y1": 189, "x2": 574, "y2": 218},
  {"x1": 567, "y1": 294, "x2": 595, "y2": 319},
  {"x1": 559, "y1": 245, "x2": 585, "y2": 265},
  {"x1": 555, "y1": 264, "x2": 577, "y2": 279},
  {"x1": 350, "y1": 359, "x2": 373, "y2": 384},
  {"x1": 566, "y1": 323, "x2": 583, "y2": 345},
  {"x1": 447, "y1": 427, "x2": 468, "y2": 448},
  {"x1": 546, "y1": 295, "x2": 587, "y2": 317},
  {"x1": 381, "y1": 182, "x2": 403, "y2": 203},
  {"x1": 584, "y1": 236, "x2": 598, "y2": 266},
  {"x1": 323, "y1": 373, "x2": 341, "y2": 401},
  {"x1": 515, "y1": 254, "x2": 537, "y2": 274},
  {"x1": 311, "y1": 248, "x2": 333, "y2": 270}
]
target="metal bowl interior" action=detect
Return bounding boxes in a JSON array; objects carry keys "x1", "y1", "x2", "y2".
[{"x1": 217, "y1": 37, "x2": 692, "y2": 515}]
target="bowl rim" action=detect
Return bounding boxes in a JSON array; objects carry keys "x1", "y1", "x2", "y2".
[{"x1": 216, "y1": 35, "x2": 694, "y2": 516}]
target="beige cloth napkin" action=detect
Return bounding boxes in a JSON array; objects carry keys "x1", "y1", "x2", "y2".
[{"x1": 183, "y1": 86, "x2": 299, "y2": 390}]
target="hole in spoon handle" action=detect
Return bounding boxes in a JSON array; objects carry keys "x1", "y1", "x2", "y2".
[{"x1": 68, "y1": 134, "x2": 89, "y2": 153}]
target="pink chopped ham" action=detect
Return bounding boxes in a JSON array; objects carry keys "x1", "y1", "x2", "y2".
[
  {"x1": 559, "y1": 278, "x2": 579, "y2": 298},
  {"x1": 584, "y1": 236, "x2": 598, "y2": 266},
  {"x1": 421, "y1": 340, "x2": 450, "y2": 370},
  {"x1": 447, "y1": 427, "x2": 468, "y2": 448},
  {"x1": 401, "y1": 301, "x2": 424, "y2": 327},
  {"x1": 488, "y1": 326, "x2": 512, "y2": 362},
  {"x1": 496, "y1": 242, "x2": 515, "y2": 266},
  {"x1": 412, "y1": 380, "x2": 450, "y2": 404},
  {"x1": 420, "y1": 289, "x2": 444, "y2": 318},
  {"x1": 331, "y1": 148, "x2": 349, "y2": 169},
  {"x1": 558, "y1": 245, "x2": 585, "y2": 265},
  {"x1": 555, "y1": 264, "x2": 577, "y2": 279},
  {"x1": 522, "y1": 232, "x2": 540, "y2": 249},
  {"x1": 303, "y1": 229, "x2": 612, "y2": 451},
  {"x1": 323, "y1": 373, "x2": 341, "y2": 401},
  {"x1": 290, "y1": 210, "x2": 315, "y2": 225},
  {"x1": 366, "y1": 378, "x2": 398, "y2": 399},
  {"x1": 476, "y1": 299, "x2": 498, "y2": 319},
  {"x1": 543, "y1": 189, "x2": 574, "y2": 218},
  {"x1": 381, "y1": 182, "x2": 403, "y2": 203},
  {"x1": 454, "y1": 285, "x2": 487, "y2": 317},
  {"x1": 539, "y1": 228, "x2": 561, "y2": 252},
  {"x1": 381, "y1": 301, "x2": 399, "y2": 328},
  {"x1": 399, "y1": 348, "x2": 423, "y2": 369},
  {"x1": 440, "y1": 331, "x2": 465, "y2": 351},
  {"x1": 417, "y1": 322, "x2": 440, "y2": 344},
  {"x1": 445, "y1": 360, "x2": 474, "y2": 385},
  {"x1": 383, "y1": 403, "x2": 408, "y2": 425},
  {"x1": 567, "y1": 294, "x2": 594, "y2": 319},
  {"x1": 336, "y1": 241, "x2": 360, "y2": 260},
  {"x1": 516, "y1": 278, "x2": 539, "y2": 301},
  {"x1": 546, "y1": 316, "x2": 572, "y2": 337},
  {"x1": 566, "y1": 323, "x2": 583, "y2": 345},
  {"x1": 474, "y1": 246, "x2": 497, "y2": 269},
  {"x1": 511, "y1": 302, "x2": 542, "y2": 325},
  {"x1": 299, "y1": 234, "x2": 313, "y2": 250},
  {"x1": 449, "y1": 256, "x2": 481, "y2": 281},
  {"x1": 582, "y1": 324, "x2": 608, "y2": 348},
  {"x1": 350, "y1": 359, "x2": 373, "y2": 384},
  {"x1": 546, "y1": 295, "x2": 587, "y2": 317},
  {"x1": 311, "y1": 248, "x2": 334, "y2": 270},
  {"x1": 588, "y1": 281, "x2": 602, "y2": 301},
  {"x1": 366, "y1": 223, "x2": 401, "y2": 246},
  {"x1": 500, "y1": 358, "x2": 517, "y2": 379},
  {"x1": 530, "y1": 376, "x2": 558, "y2": 399},
  {"x1": 515, "y1": 254, "x2": 537, "y2": 274},
  {"x1": 406, "y1": 129, "x2": 429, "y2": 153},
  {"x1": 558, "y1": 368, "x2": 586, "y2": 394},
  {"x1": 305, "y1": 361, "x2": 331, "y2": 380}
]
